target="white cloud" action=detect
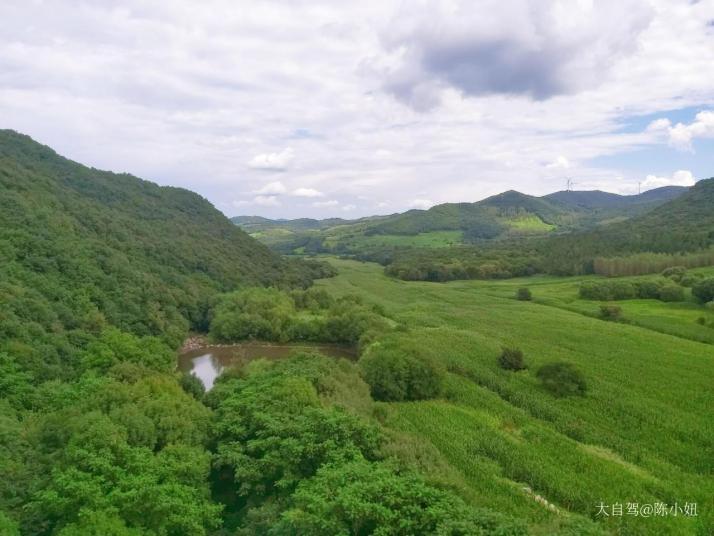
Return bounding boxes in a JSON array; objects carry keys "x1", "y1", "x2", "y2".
[
  {"x1": 1, "y1": 1, "x2": 713, "y2": 218},
  {"x1": 546, "y1": 156, "x2": 571, "y2": 169},
  {"x1": 253, "y1": 195, "x2": 282, "y2": 207},
  {"x1": 312, "y1": 199, "x2": 339, "y2": 207},
  {"x1": 292, "y1": 187, "x2": 324, "y2": 198},
  {"x1": 641, "y1": 170, "x2": 696, "y2": 190},
  {"x1": 254, "y1": 181, "x2": 287, "y2": 195},
  {"x1": 248, "y1": 148, "x2": 294, "y2": 170},
  {"x1": 646, "y1": 118, "x2": 671, "y2": 132},
  {"x1": 410, "y1": 199, "x2": 434, "y2": 210},
  {"x1": 341, "y1": 204, "x2": 357, "y2": 212},
  {"x1": 648, "y1": 111, "x2": 714, "y2": 151}
]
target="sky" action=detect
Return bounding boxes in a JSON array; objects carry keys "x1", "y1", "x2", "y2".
[{"x1": 1, "y1": 0, "x2": 714, "y2": 219}]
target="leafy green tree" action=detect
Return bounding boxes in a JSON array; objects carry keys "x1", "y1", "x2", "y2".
[
  {"x1": 81, "y1": 328, "x2": 174, "y2": 372},
  {"x1": 56, "y1": 510, "x2": 143, "y2": 535},
  {"x1": 0, "y1": 511, "x2": 20, "y2": 536},
  {"x1": 658, "y1": 283, "x2": 685, "y2": 302},
  {"x1": 692, "y1": 277, "x2": 714, "y2": 303},
  {"x1": 210, "y1": 288, "x2": 296, "y2": 342},
  {"x1": 275, "y1": 458, "x2": 528, "y2": 536},
  {"x1": 212, "y1": 359, "x2": 381, "y2": 506},
  {"x1": 360, "y1": 344, "x2": 443, "y2": 402}
]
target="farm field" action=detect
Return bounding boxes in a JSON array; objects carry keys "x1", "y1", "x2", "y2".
[{"x1": 315, "y1": 259, "x2": 714, "y2": 535}]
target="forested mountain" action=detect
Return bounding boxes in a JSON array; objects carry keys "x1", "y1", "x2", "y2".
[
  {"x1": 541, "y1": 178, "x2": 714, "y2": 274},
  {"x1": 235, "y1": 185, "x2": 689, "y2": 255},
  {"x1": 0, "y1": 131, "x2": 337, "y2": 534},
  {"x1": 382, "y1": 179, "x2": 714, "y2": 281},
  {"x1": 0, "y1": 129, "x2": 320, "y2": 380},
  {"x1": 544, "y1": 185, "x2": 686, "y2": 209},
  {"x1": 231, "y1": 214, "x2": 386, "y2": 232}
]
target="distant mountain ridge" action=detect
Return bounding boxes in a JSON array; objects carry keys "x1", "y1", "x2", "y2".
[
  {"x1": 233, "y1": 184, "x2": 690, "y2": 254},
  {"x1": 544, "y1": 178, "x2": 714, "y2": 268},
  {"x1": 545, "y1": 186, "x2": 686, "y2": 209}
]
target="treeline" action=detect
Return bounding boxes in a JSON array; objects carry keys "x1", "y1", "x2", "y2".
[
  {"x1": 592, "y1": 249, "x2": 714, "y2": 277},
  {"x1": 209, "y1": 287, "x2": 391, "y2": 350}
]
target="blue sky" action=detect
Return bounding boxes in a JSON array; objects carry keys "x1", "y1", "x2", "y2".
[{"x1": 1, "y1": 0, "x2": 713, "y2": 217}]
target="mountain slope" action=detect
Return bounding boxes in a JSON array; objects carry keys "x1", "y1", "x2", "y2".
[
  {"x1": 545, "y1": 185, "x2": 686, "y2": 209},
  {"x1": 234, "y1": 186, "x2": 689, "y2": 255},
  {"x1": 0, "y1": 130, "x2": 314, "y2": 379},
  {"x1": 541, "y1": 178, "x2": 714, "y2": 273}
]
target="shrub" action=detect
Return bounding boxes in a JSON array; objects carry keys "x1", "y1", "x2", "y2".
[
  {"x1": 706, "y1": 301, "x2": 714, "y2": 312},
  {"x1": 696, "y1": 317, "x2": 707, "y2": 326},
  {"x1": 498, "y1": 347, "x2": 527, "y2": 371},
  {"x1": 179, "y1": 372, "x2": 205, "y2": 400},
  {"x1": 662, "y1": 266, "x2": 687, "y2": 282},
  {"x1": 536, "y1": 362, "x2": 587, "y2": 397},
  {"x1": 634, "y1": 280, "x2": 664, "y2": 300},
  {"x1": 516, "y1": 288, "x2": 532, "y2": 301},
  {"x1": 692, "y1": 277, "x2": 714, "y2": 304},
  {"x1": 679, "y1": 273, "x2": 702, "y2": 288},
  {"x1": 579, "y1": 281, "x2": 636, "y2": 301},
  {"x1": 360, "y1": 345, "x2": 443, "y2": 402},
  {"x1": 599, "y1": 304, "x2": 622, "y2": 321},
  {"x1": 658, "y1": 283, "x2": 685, "y2": 302}
]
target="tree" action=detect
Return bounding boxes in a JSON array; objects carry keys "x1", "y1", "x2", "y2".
[
  {"x1": 658, "y1": 283, "x2": 685, "y2": 302},
  {"x1": 210, "y1": 287, "x2": 296, "y2": 342},
  {"x1": 692, "y1": 277, "x2": 714, "y2": 304},
  {"x1": 273, "y1": 458, "x2": 527, "y2": 536},
  {"x1": 516, "y1": 288, "x2": 532, "y2": 301},
  {"x1": 536, "y1": 362, "x2": 587, "y2": 397},
  {"x1": 498, "y1": 347, "x2": 527, "y2": 371},
  {"x1": 360, "y1": 345, "x2": 443, "y2": 402}
]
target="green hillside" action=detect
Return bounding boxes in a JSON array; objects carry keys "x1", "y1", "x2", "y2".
[
  {"x1": 541, "y1": 178, "x2": 714, "y2": 274},
  {"x1": 0, "y1": 130, "x2": 319, "y2": 380},
  {"x1": 314, "y1": 259, "x2": 714, "y2": 535},
  {"x1": 234, "y1": 186, "x2": 687, "y2": 256}
]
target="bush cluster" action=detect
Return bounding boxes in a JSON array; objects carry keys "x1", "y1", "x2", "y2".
[
  {"x1": 498, "y1": 347, "x2": 527, "y2": 371},
  {"x1": 599, "y1": 304, "x2": 623, "y2": 321},
  {"x1": 536, "y1": 362, "x2": 587, "y2": 397},
  {"x1": 516, "y1": 287, "x2": 532, "y2": 301},
  {"x1": 209, "y1": 287, "x2": 390, "y2": 348},
  {"x1": 579, "y1": 278, "x2": 685, "y2": 302},
  {"x1": 209, "y1": 355, "x2": 523, "y2": 535},
  {"x1": 692, "y1": 277, "x2": 714, "y2": 304},
  {"x1": 359, "y1": 342, "x2": 444, "y2": 402}
]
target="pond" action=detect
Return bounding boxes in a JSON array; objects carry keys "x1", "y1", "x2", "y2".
[{"x1": 177, "y1": 342, "x2": 357, "y2": 390}]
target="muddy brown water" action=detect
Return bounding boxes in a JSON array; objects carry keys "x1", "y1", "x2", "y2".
[{"x1": 177, "y1": 342, "x2": 357, "y2": 390}]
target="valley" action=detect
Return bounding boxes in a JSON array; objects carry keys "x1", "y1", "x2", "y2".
[{"x1": 1, "y1": 132, "x2": 712, "y2": 535}]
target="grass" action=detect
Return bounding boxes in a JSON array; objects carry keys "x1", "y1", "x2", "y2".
[
  {"x1": 503, "y1": 214, "x2": 555, "y2": 232},
  {"x1": 324, "y1": 230, "x2": 463, "y2": 249},
  {"x1": 315, "y1": 259, "x2": 714, "y2": 535}
]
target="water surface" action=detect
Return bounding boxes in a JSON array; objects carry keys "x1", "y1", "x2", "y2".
[{"x1": 178, "y1": 342, "x2": 356, "y2": 390}]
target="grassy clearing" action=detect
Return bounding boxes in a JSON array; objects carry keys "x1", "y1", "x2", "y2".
[
  {"x1": 315, "y1": 259, "x2": 714, "y2": 535},
  {"x1": 503, "y1": 214, "x2": 555, "y2": 232},
  {"x1": 324, "y1": 230, "x2": 464, "y2": 249}
]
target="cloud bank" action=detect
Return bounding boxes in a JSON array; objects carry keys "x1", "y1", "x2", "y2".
[{"x1": 1, "y1": 0, "x2": 713, "y2": 218}]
